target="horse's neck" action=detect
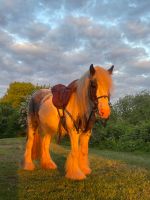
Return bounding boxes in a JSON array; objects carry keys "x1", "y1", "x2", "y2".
[
  {"x1": 66, "y1": 92, "x2": 79, "y2": 118},
  {"x1": 66, "y1": 90, "x2": 91, "y2": 119},
  {"x1": 66, "y1": 88, "x2": 94, "y2": 132}
]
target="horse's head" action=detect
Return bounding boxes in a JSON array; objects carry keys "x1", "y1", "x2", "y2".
[{"x1": 89, "y1": 64, "x2": 114, "y2": 120}]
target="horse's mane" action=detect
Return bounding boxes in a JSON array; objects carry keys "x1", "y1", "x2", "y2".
[
  {"x1": 76, "y1": 66, "x2": 113, "y2": 119},
  {"x1": 76, "y1": 71, "x2": 91, "y2": 119}
]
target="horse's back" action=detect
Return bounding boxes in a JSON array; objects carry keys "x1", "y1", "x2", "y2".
[{"x1": 29, "y1": 89, "x2": 51, "y2": 116}]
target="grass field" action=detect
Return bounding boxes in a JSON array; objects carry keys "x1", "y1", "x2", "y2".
[{"x1": 0, "y1": 137, "x2": 150, "y2": 200}]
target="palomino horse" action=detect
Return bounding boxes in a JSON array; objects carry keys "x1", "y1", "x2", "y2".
[{"x1": 23, "y1": 64, "x2": 114, "y2": 180}]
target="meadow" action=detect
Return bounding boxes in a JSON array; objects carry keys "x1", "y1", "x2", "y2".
[{"x1": 0, "y1": 137, "x2": 150, "y2": 200}]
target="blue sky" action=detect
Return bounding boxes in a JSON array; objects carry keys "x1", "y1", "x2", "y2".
[{"x1": 0, "y1": 0, "x2": 150, "y2": 101}]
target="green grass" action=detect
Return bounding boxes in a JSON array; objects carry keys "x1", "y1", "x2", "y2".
[
  {"x1": 0, "y1": 138, "x2": 150, "y2": 200},
  {"x1": 90, "y1": 149, "x2": 150, "y2": 170}
]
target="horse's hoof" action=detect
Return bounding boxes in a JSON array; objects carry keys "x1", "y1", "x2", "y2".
[
  {"x1": 41, "y1": 161, "x2": 57, "y2": 170},
  {"x1": 22, "y1": 162, "x2": 35, "y2": 171},
  {"x1": 81, "y1": 167, "x2": 92, "y2": 175},
  {"x1": 65, "y1": 170, "x2": 86, "y2": 180}
]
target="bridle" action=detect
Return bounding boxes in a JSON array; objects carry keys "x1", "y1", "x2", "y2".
[
  {"x1": 97, "y1": 95, "x2": 111, "y2": 107},
  {"x1": 89, "y1": 79, "x2": 111, "y2": 127},
  {"x1": 63, "y1": 79, "x2": 111, "y2": 134}
]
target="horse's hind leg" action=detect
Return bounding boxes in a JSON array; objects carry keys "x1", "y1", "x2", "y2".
[
  {"x1": 65, "y1": 131, "x2": 86, "y2": 180},
  {"x1": 23, "y1": 118, "x2": 35, "y2": 170},
  {"x1": 78, "y1": 131, "x2": 91, "y2": 175},
  {"x1": 40, "y1": 133, "x2": 57, "y2": 169}
]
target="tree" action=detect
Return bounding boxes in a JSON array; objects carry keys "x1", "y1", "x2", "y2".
[
  {"x1": 114, "y1": 91, "x2": 150, "y2": 124},
  {"x1": 0, "y1": 82, "x2": 50, "y2": 138},
  {"x1": 0, "y1": 103, "x2": 20, "y2": 138},
  {"x1": 0, "y1": 82, "x2": 46, "y2": 108}
]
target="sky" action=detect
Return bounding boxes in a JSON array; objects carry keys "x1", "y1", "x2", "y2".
[{"x1": 0, "y1": 0, "x2": 150, "y2": 102}]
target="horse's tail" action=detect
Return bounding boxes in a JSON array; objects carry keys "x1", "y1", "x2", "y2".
[
  {"x1": 27, "y1": 96, "x2": 41, "y2": 160},
  {"x1": 27, "y1": 89, "x2": 51, "y2": 160}
]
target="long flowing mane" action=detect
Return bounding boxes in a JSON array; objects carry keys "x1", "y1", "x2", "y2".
[
  {"x1": 76, "y1": 66, "x2": 113, "y2": 119},
  {"x1": 76, "y1": 71, "x2": 91, "y2": 119}
]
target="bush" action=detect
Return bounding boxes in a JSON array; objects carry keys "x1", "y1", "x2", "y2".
[
  {"x1": 18, "y1": 95, "x2": 31, "y2": 131},
  {"x1": 91, "y1": 124, "x2": 150, "y2": 152},
  {"x1": 0, "y1": 103, "x2": 21, "y2": 138},
  {"x1": 91, "y1": 92, "x2": 150, "y2": 152}
]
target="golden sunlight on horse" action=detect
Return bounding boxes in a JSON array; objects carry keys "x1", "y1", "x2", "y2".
[{"x1": 22, "y1": 64, "x2": 114, "y2": 180}]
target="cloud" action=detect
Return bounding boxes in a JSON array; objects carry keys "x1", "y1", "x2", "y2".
[
  {"x1": 120, "y1": 20, "x2": 150, "y2": 44},
  {"x1": 0, "y1": 0, "x2": 150, "y2": 101}
]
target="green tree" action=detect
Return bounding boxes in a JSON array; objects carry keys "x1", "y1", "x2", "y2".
[
  {"x1": 0, "y1": 82, "x2": 43, "y2": 108},
  {"x1": 114, "y1": 91, "x2": 150, "y2": 124},
  {"x1": 0, "y1": 82, "x2": 49, "y2": 138},
  {"x1": 0, "y1": 103, "x2": 21, "y2": 138}
]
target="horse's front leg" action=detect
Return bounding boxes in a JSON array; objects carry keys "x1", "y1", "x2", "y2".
[
  {"x1": 79, "y1": 131, "x2": 91, "y2": 175},
  {"x1": 65, "y1": 130, "x2": 86, "y2": 180}
]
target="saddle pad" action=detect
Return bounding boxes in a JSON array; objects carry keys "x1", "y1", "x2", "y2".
[{"x1": 51, "y1": 80, "x2": 77, "y2": 109}]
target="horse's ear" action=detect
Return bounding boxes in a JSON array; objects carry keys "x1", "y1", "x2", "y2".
[
  {"x1": 89, "y1": 64, "x2": 95, "y2": 76},
  {"x1": 108, "y1": 65, "x2": 114, "y2": 75}
]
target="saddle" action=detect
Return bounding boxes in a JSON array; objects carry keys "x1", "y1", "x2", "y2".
[
  {"x1": 51, "y1": 80, "x2": 78, "y2": 143},
  {"x1": 51, "y1": 80, "x2": 77, "y2": 109}
]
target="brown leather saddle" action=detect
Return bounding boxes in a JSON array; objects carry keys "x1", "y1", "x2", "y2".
[
  {"x1": 51, "y1": 80, "x2": 78, "y2": 143},
  {"x1": 51, "y1": 80, "x2": 77, "y2": 109}
]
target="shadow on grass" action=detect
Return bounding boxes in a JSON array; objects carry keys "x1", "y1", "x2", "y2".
[
  {"x1": 51, "y1": 150, "x2": 67, "y2": 176},
  {"x1": 0, "y1": 138, "x2": 22, "y2": 200},
  {"x1": 0, "y1": 162, "x2": 19, "y2": 200},
  {"x1": 0, "y1": 138, "x2": 71, "y2": 199}
]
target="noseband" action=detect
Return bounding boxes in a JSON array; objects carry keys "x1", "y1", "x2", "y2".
[{"x1": 97, "y1": 95, "x2": 109, "y2": 100}]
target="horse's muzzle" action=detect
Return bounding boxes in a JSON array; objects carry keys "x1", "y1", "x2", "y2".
[{"x1": 98, "y1": 109, "x2": 110, "y2": 119}]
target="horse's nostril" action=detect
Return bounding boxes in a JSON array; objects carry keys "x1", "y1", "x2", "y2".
[{"x1": 101, "y1": 112, "x2": 104, "y2": 116}]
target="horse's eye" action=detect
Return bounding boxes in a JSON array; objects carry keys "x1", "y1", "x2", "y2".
[{"x1": 90, "y1": 80, "x2": 97, "y2": 88}]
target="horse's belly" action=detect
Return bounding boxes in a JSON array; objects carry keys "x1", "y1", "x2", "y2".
[{"x1": 38, "y1": 99, "x2": 66, "y2": 134}]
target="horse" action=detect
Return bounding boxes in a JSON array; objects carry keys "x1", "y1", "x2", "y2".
[{"x1": 22, "y1": 64, "x2": 114, "y2": 180}]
